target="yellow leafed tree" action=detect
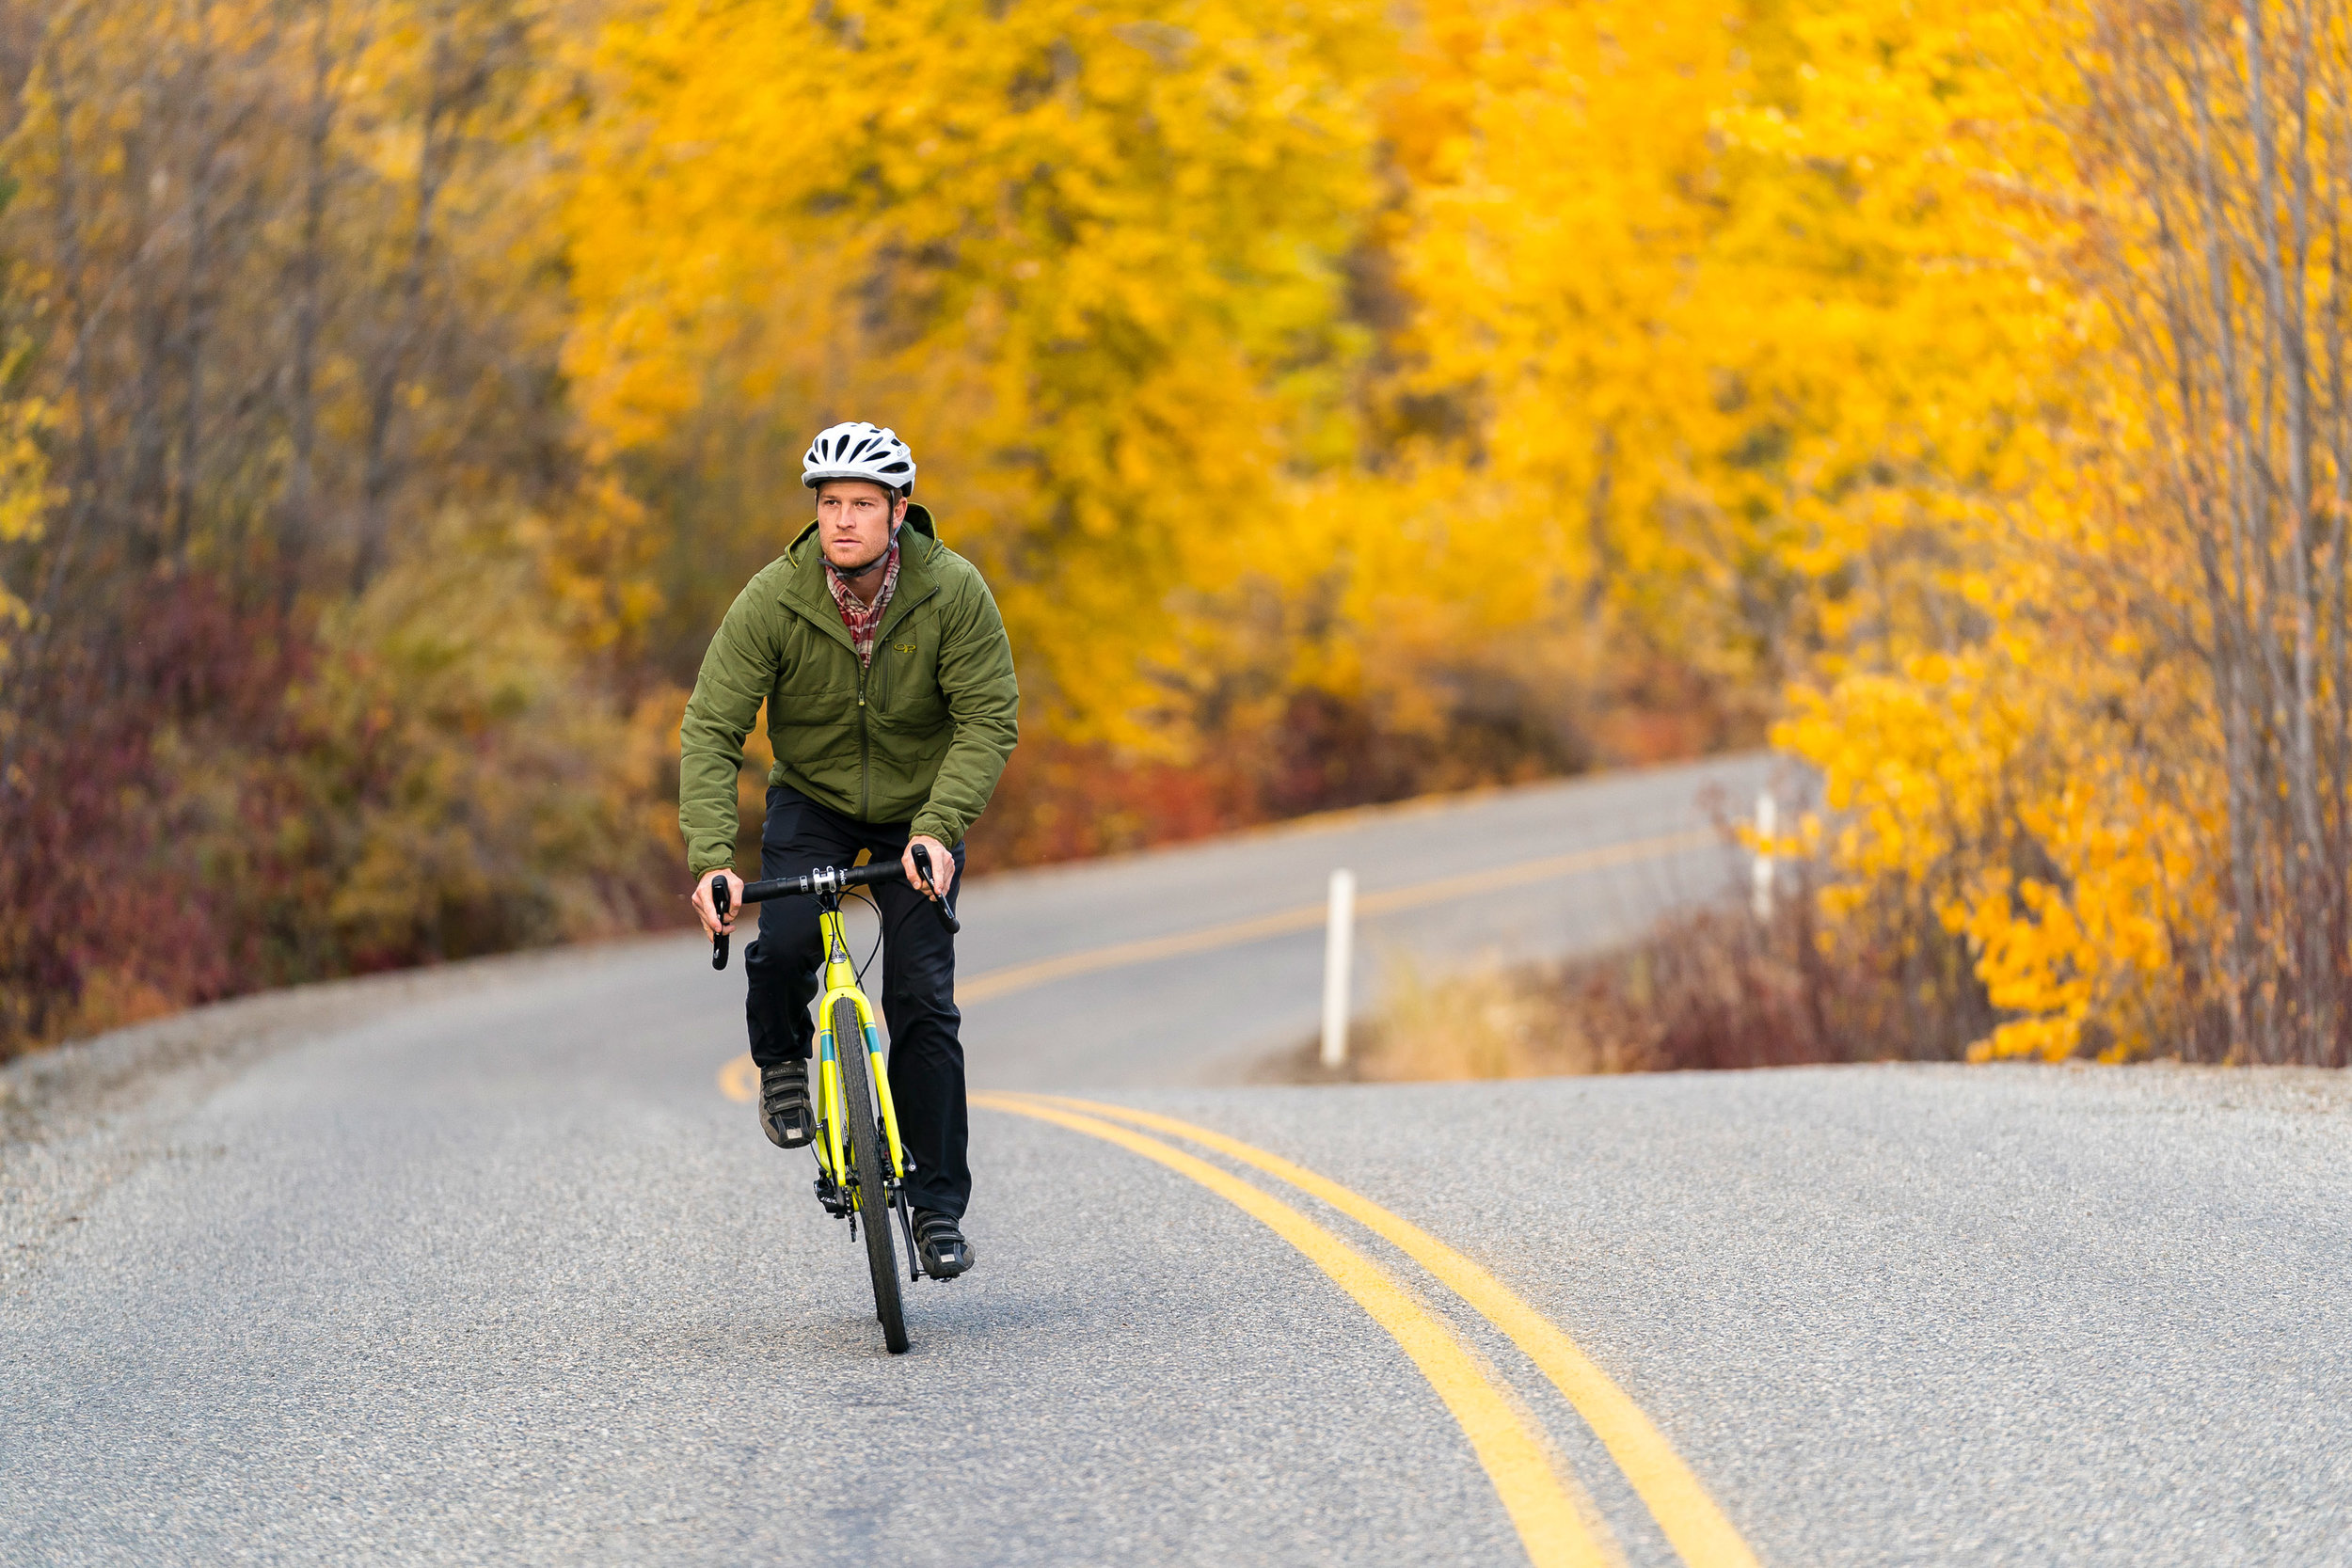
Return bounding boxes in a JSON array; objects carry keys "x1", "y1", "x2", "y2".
[
  {"x1": 565, "y1": 0, "x2": 1391, "y2": 749},
  {"x1": 1362, "y1": 0, "x2": 2352, "y2": 1066},
  {"x1": 1762, "y1": 0, "x2": 2352, "y2": 1065}
]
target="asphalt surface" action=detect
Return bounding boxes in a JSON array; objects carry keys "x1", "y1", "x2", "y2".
[{"x1": 7, "y1": 753, "x2": 2350, "y2": 1566}]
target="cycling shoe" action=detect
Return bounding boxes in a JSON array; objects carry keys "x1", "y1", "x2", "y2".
[
  {"x1": 914, "y1": 1210, "x2": 975, "y2": 1278},
  {"x1": 759, "y1": 1060, "x2": 814, "y2": 1149}
]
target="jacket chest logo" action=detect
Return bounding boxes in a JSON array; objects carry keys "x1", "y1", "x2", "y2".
[{"x1": 891, "y1": 640, "x2": 918, "y2": 655}]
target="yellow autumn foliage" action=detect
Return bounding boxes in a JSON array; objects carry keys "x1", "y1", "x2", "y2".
[
  {"x1": 10, "y1": 0, "x2": 2345, "y2": 1065},
  {"x1": 0, "y1": 393, "x2": 49, "y2": 649},
  {"x1": 564, "y1": 0, "x2": 1391, "y2": 747},
  {"x1": 562, "y1": 0, "x2": 2352, "y2": 1065},
  {"x1": 1747, "y1": 0, "x2": 2352, "y2": 1063},
  {"x1": 1285, "y1": 0, "x2": 2343, "y2": 1065}
]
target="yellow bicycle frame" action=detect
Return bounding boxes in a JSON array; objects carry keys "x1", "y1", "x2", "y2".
[{"x1": 811, "y1": 902, "x2": 908, "y2": 1204}]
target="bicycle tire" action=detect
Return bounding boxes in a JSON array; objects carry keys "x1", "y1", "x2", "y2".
[{"x1": 833, "y1": 996, "x2": 909, "y2": 1354}]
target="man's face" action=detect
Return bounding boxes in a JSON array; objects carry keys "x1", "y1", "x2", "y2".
[{"x1": 817, "y1": 481, "x2": 904, "y2": 572}]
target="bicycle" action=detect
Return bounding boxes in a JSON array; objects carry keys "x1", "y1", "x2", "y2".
[{"x1": 708, "y1": 846, "x2": 961, "y2": 1355}]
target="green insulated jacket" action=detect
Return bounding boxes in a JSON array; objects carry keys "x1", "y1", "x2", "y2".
[{"x1": 677, "y1": 504, "x2": 1020, "y2": 877}]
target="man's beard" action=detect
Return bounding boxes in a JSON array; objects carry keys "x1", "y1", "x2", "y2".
[
  {"x1": 828, "y1": 521, "x2": 899, "y2": 579},
  {"x1": 828, "y1": 538, "x2": 891, "y2": 578}
]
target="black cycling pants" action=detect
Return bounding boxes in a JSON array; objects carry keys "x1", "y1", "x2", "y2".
[{"x1": 741, "y1": 784, "x2": 970, "y2": 1220}]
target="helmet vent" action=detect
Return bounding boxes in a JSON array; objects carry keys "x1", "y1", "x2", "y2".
[{"x1": 801, "y1": 420, "x2": 917, "y2": 493}]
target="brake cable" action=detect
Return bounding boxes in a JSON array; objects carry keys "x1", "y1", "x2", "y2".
[{"x1": 845, "y1": 886, "x2": 885, "y2": 982}]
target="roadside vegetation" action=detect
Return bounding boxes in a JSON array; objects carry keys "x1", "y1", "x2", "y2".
[
  {"x1": 1, "y1": 0, "x2": 2348, "y2": 1068},
  {"x1": 1307, "y1": 874, "x2": 2001, "y2": 1083}
]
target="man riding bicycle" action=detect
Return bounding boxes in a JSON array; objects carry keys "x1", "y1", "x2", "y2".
[{"x1": 681, "y1": 422, "x2": 1018, "y2": 1280}]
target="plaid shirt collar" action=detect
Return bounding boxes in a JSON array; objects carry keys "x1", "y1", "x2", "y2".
[{"x1": 826, "y1": 543, "x2": 900, "y2": 667}]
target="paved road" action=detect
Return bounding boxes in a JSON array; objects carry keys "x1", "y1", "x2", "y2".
[
  {"x1": 954, "y1": 751, "x2": 1777, "y2": 1085},
  {"x1": 7, "y1": 754, "x2": 2350, "y2": 1566}
]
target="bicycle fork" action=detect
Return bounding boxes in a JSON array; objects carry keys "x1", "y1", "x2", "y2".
[{"x1": 809, "y1": 900, "x2": 913, "y2": 1241}]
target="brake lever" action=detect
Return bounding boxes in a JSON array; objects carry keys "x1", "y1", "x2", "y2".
[
  {"x1": 911, "y1": 846, "x2": 961, "y2": 935},
  {"x1": 711, "y1": 876, "x2": 732, "y2": 970}
]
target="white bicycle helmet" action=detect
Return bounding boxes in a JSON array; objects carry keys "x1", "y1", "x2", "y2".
[{"x1": 802, "y1": 421, "x2": 916, "y2": 496}]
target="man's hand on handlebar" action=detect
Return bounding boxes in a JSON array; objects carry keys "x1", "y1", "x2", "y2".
[
  {"x1": 693, "y1": 868, "x2": 746, "y2": 938},
  {"x1": 902, "y1": 834, "x2": 956, "y2": 901}
]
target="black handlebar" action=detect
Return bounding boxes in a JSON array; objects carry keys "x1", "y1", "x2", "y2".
[
  {"x1": 707, "y1": 852, "x2": 958, "y2": 970},
  {"x1": 739, "y1": 859, "x2": 907, "y2": 905},
  {"x1": 912, "y1": 845, "x2": 961, "y2": 935}
]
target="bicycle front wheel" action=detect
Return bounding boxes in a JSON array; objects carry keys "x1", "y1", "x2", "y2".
[{"x1": 833, "y1": 996, "x2": 908, "y2": 1354}]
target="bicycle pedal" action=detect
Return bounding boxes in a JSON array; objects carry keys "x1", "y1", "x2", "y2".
[{"x1": 813, "y1": 1175, "x2": 850, "y2": 1218}]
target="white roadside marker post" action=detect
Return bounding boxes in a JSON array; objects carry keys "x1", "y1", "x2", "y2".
[
  {"x1": 1752, "y1": 790, "x2": 1777, "y2": 923},
  {"x1": 1321, "y1": 868, "x2": 1357, "y2": 1070}
]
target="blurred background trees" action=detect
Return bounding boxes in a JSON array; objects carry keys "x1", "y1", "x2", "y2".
[
  {"x1": 1779, "y1": 0, "x2": 2352, "y2": 1067},
  {"x1": 2, "y1": 0, "x2": 2348, "y2": 1067},
  {"x1": 0, "y1": 0, "x2": 667, "y2": 1047}
]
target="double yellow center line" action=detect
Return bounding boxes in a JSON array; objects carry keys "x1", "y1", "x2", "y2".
[
  {"x1": 718, "y1": 825, "x2": 1752, "y2": 1561},
  {"x1": 974, "y1": 1094, "x2": 1760, "y2": 1568},
  {"x1": 976, "y1": 1094, "x2": 1608, "y2": 1566}
]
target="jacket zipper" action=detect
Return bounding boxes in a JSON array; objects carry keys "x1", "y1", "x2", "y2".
[
  {"x1": 857, "y1": 660, "x2": 871, "y2": 820},
  {"x1": 856, "y1": 582, "x2": 930, "y2": 823}
]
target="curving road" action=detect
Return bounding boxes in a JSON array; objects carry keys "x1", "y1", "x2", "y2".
[
  {"x1": 7, "y1": 753, "x2": 2352, "y2": 1566},
  {"x1": 951, "y1": 751, "x2": 1776, "y2": 1087}
]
